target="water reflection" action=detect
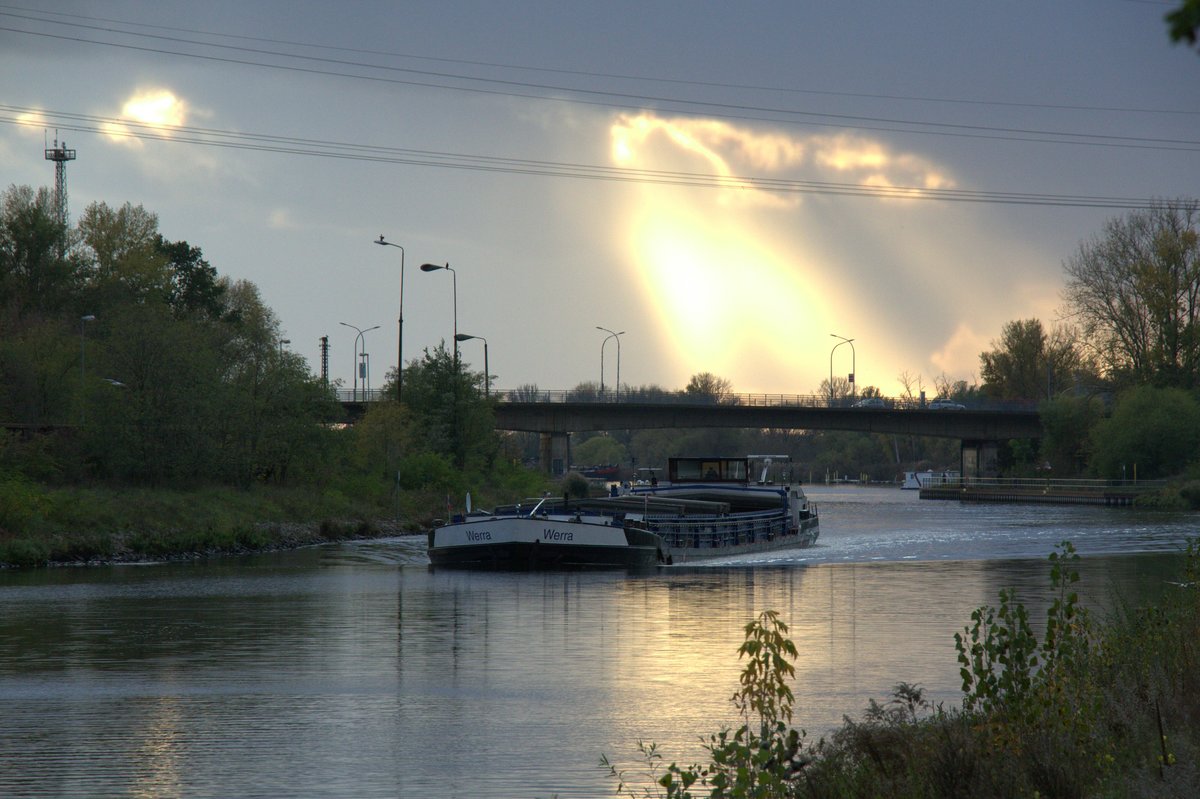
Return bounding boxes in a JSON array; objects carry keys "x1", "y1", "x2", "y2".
[{"x1": 0, "y1": 491, "x2": 1195, "y2": 798}]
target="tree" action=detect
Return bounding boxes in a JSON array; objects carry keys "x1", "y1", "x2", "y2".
[
  {"x1": 685, "y1": 372, "x2": 737, "y2": 404},
  {"x1": 566, "y1": 381, "x2": 602, "y2": 402},
  {"x1": 1088, "y1": 386, "x2": 1200, "y2": 480},
  {"x1": 980, "y1": 319, "x2": 1080, "y2": 400},
  {"x1": 0, "y1": 316, "x2": 77, "y2": 427},
  {"x1": 817, "y1": 376, "x2": 852, "y2": 404},
  {"x1": 933, "y1": 373, "x2": 978, "y2": 401},
  {"x1": 77, "y1": 201, "x2": 171, "y2": 310},
  {"x1": 1062, "y1": 201, "x2": 1200, "y2": 390},
  {"x1": 1039, "y1": 395, "x2": 1105, "y2": 477},
  {"x1": 395, "y1": 343, "x2": 497, "y2": 469},
  {"x1": 572, "y1": 434, "x2": 627, "y2": 468},
  {"x1": 156, "y1": 236, "x2": 225, "y2": 320},
  {"x1": 0, "y1": 185, "x2": 81, "y2": 318},
  {"x1": 1167, "y1": 0, "x2": 1200, "y2": 49},
  {"x1": 85, "y1": 304, "x2": 226, "y2": 483}
]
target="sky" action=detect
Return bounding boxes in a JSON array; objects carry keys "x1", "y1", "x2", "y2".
[{"x1": 2, "y1": 1, "x2": 1198, "y2": 398}]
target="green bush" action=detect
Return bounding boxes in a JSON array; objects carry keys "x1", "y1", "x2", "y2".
[
  {"x1": 561, "y1": 471, "x2": 590, "y2": 499},
  {"x1": 0, "y1": 474, "x2": 48, "y2": 534},
  {"x1": 0, "y1": 537, "x2": 51, "y2": 568},
  {"x1": 603, "y1": 542, "x2": 1200, "y2": 798},
  {"x1": 1178, "y1": 480, "x2": 1200, "y2": 510}
]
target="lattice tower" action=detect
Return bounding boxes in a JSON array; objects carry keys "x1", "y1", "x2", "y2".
[{"x1": 44, "y1": 136, "x2": 76, "y2": 227}]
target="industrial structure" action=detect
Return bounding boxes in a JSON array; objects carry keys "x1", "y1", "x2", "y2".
[{"x1": 44, "y1": 134, "x2": 76, "y2": 228}]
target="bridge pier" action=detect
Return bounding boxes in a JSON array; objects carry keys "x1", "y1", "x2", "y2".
[
  {"x1": 961, "y1": 439, "x2": 1000, "y2": 479},
  {"x1": 538, "y1": 432, "x2": 570, "y2": 477}
]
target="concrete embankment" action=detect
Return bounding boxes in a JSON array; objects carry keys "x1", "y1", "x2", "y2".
[{"x1": 919, "y1": 484, "x2": 1141, "y2": 506}]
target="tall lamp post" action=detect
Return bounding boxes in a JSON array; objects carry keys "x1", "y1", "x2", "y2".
[
  {"x1": 374, "y1": 235, "x2": 406, "y2": 402},
  {"x1": 339, "y1": 321, "x2": 379, "y2": 402},
  {"x1": 80, "y1": 314, "x2": 95, "y2": 425},
  {"x1": 423, "y1": 261, "x2": 461, "y2": 465},
  {"x1": 455, "y1": 333, "x2": 489, "y2": 398},
  {"x1": 596, "y1": 326, "x2": 624, "y2": 401},
  {"x1": 829, "y1": 333, "x2": 855, "y2": 405},
  {"x1": 420, "y1": 262, "x2": 457, "y2": 367}
]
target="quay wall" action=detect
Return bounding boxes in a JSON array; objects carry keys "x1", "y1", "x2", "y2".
[{"x1": 919, "y1": 485, "x2": 1141, "y2": 507}]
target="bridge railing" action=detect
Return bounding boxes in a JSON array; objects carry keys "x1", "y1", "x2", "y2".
[
  {"x1": 334, "y1": 388, "x2": 390, "y2": 403},
  {"x1": 335, "y1": 387, "x2": 1039, "y2": 413},
  {"x1": 493, "y1": 390, "x2": 1039, "y2": 413}
]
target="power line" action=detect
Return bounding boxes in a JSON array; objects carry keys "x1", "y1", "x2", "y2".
[
  {"x1": 2, "y1": 2, "x2": 1196, "y2": 120},
  {"x1": 1, "y1": 14, "x2": 1198, "y2": 152},
  {"x1": 1, "y1": 103, "x2": 1177, "y2": 209}
]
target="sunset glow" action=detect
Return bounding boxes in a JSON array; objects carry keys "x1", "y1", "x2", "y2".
[{"x1": 610, "y1": 112, "x2": 975, "y2": 394}]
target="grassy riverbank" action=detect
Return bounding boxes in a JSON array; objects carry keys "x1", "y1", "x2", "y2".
[
  {"x1": 605, "y1": 542, "x2": 1200, "y2": 798},
  {"x1": 0, "y1": 480, "x2": 412, "y2": 568}
]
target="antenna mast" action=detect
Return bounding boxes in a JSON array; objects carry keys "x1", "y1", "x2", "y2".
[{"x1": 44, "y1": 133, "x2": 77, "y2": 227}]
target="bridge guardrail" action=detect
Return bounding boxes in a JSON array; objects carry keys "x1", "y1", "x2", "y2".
[{"x1": 336, "y1": 387, "x2": 1039, "y2": 413}]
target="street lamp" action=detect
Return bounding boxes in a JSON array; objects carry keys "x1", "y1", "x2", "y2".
[
  {"x1": 455, "y1": 333, "x2": 489, "y2": 398},
  {"x1": 374, "y1": 235, "x2": 406, "y2": 402},
  {"x1": 360, "y1": 351, "x2": 371, "y2": 397},
  {"x1": 339, "y1": 321, "x2": 379, "y2": 402},
  {"x1": 423, "y1": 261, "x2": 461, "y2": 465},
  {"x1": 278, "y1": 338, "x2": 290, "y2": 355},
  {"x1": 420, "y1": 262, "x2": 457, "y2": 367},
  {"x1": 80, "y1": 314, "x2": 95, "y2": 425},
  {"x1": 829, "y1": 333, "x2": 855, "y2": 405},
  {"x1": 596, "y1": 326, "x2": 624, "y2": 401}
]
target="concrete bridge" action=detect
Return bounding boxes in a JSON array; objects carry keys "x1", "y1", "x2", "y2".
[
  {"x1": 455, "y1": 390, "x2": 1039, "y2": 478},
  {"x1": 492, "y1": 395, "x2": 1040, "y2": 439}
]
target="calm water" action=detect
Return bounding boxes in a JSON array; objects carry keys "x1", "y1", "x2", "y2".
[{"x1": 1, "y1": 487, "x2": 1197, "y2": 799}]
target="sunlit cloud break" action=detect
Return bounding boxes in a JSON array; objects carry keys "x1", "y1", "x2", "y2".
[
  {"x1": 611, "y1": 113, "x2": 953, "y2": 205},
  {"x1": 14, "y1": 109, "x2": 50, "y2": 132},
  {"x1": 611, "y1": 111, "x2": 974, "y2": 392},
  {"x1": 102, "y1": 89, "x2": 188, "y2": 148}
]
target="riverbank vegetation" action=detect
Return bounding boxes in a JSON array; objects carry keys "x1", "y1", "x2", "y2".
[
  {"x1": 3, "y1": 188, "x2": 1199, "y2": 565},
  {"x1": 604, "y1": 541, "x2": 1200, "y2": 798}
]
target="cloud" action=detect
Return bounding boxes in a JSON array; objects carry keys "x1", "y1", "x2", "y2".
[
  {"x1": 610, "y1": 114, "x2": 954, "y2": 210},
  {"x1": 13, "y1": 109, "x2": 50, "y2": 134},
  {"x1": 610, "y1": 113, "x2": 804, "y2": 209},
  {"x1": 267, "y1": 208, "x2": 299, "y2": 230},
  {"x1": 103, "y1": 89, "x2": 189, "y2": 149},
  {"x1": 812, "y1": 132, "x2": 953, "y2": 199},
  {"x1": 929, "y1": 322, "x2": 987, "y2": 379}
]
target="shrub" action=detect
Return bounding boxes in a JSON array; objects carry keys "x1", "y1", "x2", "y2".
[
  {"x1": 603, "y1": 610, "x2": 805, "y2": 798},
  {"x1": 561, "y1": 471, "x2": 590, "y2": 499}
]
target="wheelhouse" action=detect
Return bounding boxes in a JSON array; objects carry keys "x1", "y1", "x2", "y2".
[{"x1": 667, "y1": 457, "x2": 749, "y2": 483}]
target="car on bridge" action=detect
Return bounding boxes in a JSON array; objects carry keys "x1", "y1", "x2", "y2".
[
  {"x1": 852, "y1": 396, "x2": 888, "y2": 409},
  {"x1": 928, "y1": 398, "x2": 966, "y2": 410}
]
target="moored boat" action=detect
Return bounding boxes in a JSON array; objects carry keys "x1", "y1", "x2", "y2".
[{"x1": 902, "y1": 470, "x2": 959, "y2": 490}]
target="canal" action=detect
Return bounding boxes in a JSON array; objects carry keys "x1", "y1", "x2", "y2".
[{"x1": 1, "y1": 486, "x2": 1195, "y2": 798}]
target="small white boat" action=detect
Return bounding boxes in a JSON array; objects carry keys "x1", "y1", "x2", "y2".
[
  {"x1": 902, "y1": 470, "x2": 959, "y2": 490},
  {"x1": 427, "y1": 455, "x2": 818, "y2": 569}
]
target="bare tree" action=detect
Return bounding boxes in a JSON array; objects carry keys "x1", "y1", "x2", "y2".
[
  {"x1": 1061, "y1": 200, "x2": 1200, "y2": 390},
  {"x1": 684, "y1": 372, "x2": 737, "y2": 404},
  {"x1": 896, "y1": 370, "x2": 925, "y2": 401}
]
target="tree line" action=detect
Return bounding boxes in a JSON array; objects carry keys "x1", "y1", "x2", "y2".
[{"x1": 4, "y1": 183, "x2": 1199, "y2": 511}]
